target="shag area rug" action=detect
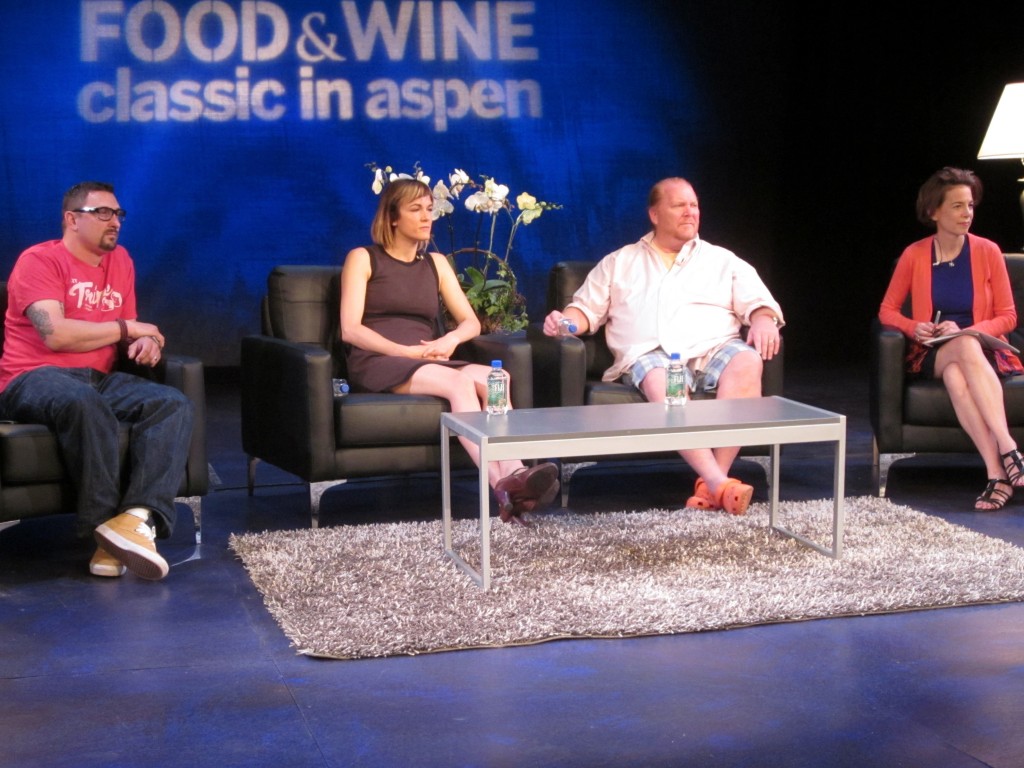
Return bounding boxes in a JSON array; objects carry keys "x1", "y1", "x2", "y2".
[{"x1": 230, "y1": 497, "x2": 1024, "y2": 659}]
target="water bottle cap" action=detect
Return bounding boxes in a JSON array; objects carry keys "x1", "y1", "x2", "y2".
[
  {"x1": 491, "y1": 360, "x2": 502, "y2": 368},
  {"x1": 670, "y1": 352, "x2": 681, "y2": 360},
  {"x1": 568, "y1": 323, "x2": 578, "y2": 333}
]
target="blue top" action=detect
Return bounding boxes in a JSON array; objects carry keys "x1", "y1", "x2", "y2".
[{"x1": 931, "y1": 238, "x2": 973, "y2": 329}]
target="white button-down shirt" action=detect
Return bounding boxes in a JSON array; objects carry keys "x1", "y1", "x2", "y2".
[{"x1": 567, "y1": 233, "x2": 784, "y2": 381}]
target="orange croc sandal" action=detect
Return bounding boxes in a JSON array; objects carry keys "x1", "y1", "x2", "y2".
[
  {"x1": 685, "y1": 478, "x2": 721, "y2": 510},
  {"x1": 717, "y1": 478, "x2": 753, "y2": 516}
]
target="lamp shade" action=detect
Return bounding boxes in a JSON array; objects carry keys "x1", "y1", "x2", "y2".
[{"x1": 978, "y1": 83, "x2": 1024, "y2": 159}]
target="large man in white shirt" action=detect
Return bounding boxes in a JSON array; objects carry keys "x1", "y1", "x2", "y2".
[{"x1": 543, "y1": 177, "x2": 783, "y2": 515}]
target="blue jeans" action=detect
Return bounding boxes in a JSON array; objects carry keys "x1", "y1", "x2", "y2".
[{"x1": 0, "y1": 367, "x2": 194, "y2": 538}]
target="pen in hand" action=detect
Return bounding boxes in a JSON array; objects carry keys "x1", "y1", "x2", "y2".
[{"x1": 933, "y1": 311, "x2": 941, "y2": 336}]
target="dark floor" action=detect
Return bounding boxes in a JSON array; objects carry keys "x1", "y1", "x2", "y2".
[{"x1": 2, "y1": 364, "x2": 1024, "y2": 768}]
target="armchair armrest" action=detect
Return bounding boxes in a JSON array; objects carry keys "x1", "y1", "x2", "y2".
[
  {"x1": 459, "y1": 332, "x2": 535, "y2": 409},
  {"x1": 761, "y1": 342, "x2": 784, "y2": 397},
  {"x1": 869, "y1": 318, "x2": 908, "y2": 451},
  {"x1": 241, "y1": 335, "x2": 338, "y2": 481},
  {"x1": 732, "y1": 324, "x2": 785, "y2": 397},
  {"x1": 525, "y1": 324, "x2": 587, "y2": 407}
]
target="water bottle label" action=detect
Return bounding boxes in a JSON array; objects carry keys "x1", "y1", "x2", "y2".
[
  {"x1": 666, "y1": 364, "x2": 686, "y2": 404},
  {"x1": 487, "y1": 376, "x2": 507, "y2": 412}
]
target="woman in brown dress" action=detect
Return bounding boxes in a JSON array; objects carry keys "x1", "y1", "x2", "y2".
[{"x1": 340, "y1": 178, "x2": 557, "y2": 524}]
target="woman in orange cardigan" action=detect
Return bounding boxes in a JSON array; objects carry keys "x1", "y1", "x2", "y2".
[{"x1": 879, "y1": 167, "x2": 1024, "y2": 510}]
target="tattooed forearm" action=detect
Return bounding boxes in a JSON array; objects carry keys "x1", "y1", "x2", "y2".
[{"x1": 27, "y1": 305, "x2": 56, "y2": 339}]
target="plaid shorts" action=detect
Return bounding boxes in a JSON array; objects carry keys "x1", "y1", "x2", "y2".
[{"x1": 623, "y1": 339, "x2": 755, "y2": 394}]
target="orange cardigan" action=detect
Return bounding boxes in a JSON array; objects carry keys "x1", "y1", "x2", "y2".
[
  {"x1": 878, "y1": 233, "x2": 1021, "y2": 373},
  {"x1": 879, "y1": 233, "x2": 1016, "y2": 336}
]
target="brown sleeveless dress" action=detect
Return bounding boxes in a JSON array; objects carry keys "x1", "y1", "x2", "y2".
[{"x1": 343, "y1": 245, "x2": 469, "y2": 392}]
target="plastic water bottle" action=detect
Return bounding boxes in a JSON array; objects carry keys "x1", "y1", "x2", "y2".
[
  {"x1": 486, "y1": 360, "x2": 510, "y2": 415},
  {"x1": 665, "y1": 353, "x2": 687, "y2": 406},
  {"x1": 558, "y1": 317, "x2": 578, "y2": 336},
  {"x1": 332, "y1": 378, "x2": 350, "y2": 398}
]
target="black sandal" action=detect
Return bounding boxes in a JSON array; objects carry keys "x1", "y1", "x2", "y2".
[
  {"x1": 976, "y1": 478, "x2": 1013, "y2": 511},
  {"x1": 1002, "y1": 449, "x2": 1024, "y2": 487}
]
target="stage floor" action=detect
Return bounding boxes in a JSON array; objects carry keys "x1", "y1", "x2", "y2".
[{"x1": 2, "y1": 363, "x2": 1023, "y2": 768}]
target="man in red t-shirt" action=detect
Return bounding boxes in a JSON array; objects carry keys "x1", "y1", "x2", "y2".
[{"x1": 0, "y1": 182, "x2": 193, "y2": 580}]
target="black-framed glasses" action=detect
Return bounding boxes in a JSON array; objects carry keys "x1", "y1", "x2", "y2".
[{"x1": 72, "y1": 206, "x2": 126, "y2": 222}]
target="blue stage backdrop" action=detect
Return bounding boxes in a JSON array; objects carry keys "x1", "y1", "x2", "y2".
[{"x1": 0, "y1": 1, "x2": 734, "y2": 365}]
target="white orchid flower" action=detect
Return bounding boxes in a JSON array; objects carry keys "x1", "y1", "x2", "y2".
[
  {"x1": 465, "y1": 178, "x2": 510, "y2": 213},
  {"x1": 432, "y1": 180, "x2": 453, "y2": 219},
  {"x1": 465, "y1": 190, "x2": 497, "y2": 213},
  {"x1": 449, "y1": 169, "x2": 470, "y2": 197},
  {"x1": 483, "y1": 178, "x2": 509, "y2": 204},
  {"x1": 372, "y1": 168, "x2": 386, "y2": 195},
  {"x1": 433, "y1": 198, "x2": 453, "y2": 220}
]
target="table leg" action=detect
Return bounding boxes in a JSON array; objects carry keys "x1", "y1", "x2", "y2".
[
  {"x1": 769, "y1": 431, "x2": 846, "y2": 559},
  {"x1": 768, "y1": 443, "x2": 781, "y2": 524},
  {"x1": 440, "y1": 423, "x2": 491, "y2": 589},
  {"x1": 441, "y1": 423, "x2": 453, "y2": 551},
  {"x1": 479, "y1": 449, "x2": 491, "y2": 591},
  {"x1": 832, "y1": 425, "x2": 847, "y2": 558}
]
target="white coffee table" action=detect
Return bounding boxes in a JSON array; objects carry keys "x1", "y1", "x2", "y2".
[{"x1": 441, "y1": 396, "x2": 846, "y2": 589}]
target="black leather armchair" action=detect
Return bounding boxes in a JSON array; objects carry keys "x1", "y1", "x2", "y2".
[
  {"x1": 527, "y1": 260, "x2": 784, "y2": 501},
  {"x1": 0, "y1": 283, "x2": 209, "y2": 552},
  {"x1": 240, "y1": 264, "x2": 535, "y2": 526},
  {"x1": 869, "y1": 252, "x2": 1024, "y2": 496}
]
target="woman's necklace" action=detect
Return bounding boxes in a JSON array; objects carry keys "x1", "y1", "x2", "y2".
[{"x1": 933, "y1": 236, "x2": 961, "y2": 267}]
